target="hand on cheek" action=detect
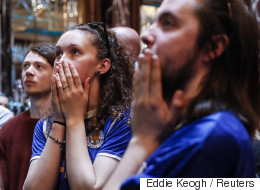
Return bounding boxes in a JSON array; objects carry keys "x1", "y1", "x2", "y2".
[{"x1": 56, "y1": 62, "x2": 89, "y2": 121}]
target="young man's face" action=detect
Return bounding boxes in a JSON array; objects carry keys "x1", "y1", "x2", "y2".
[
  {"x1": 141, "y1": 0, "x2": 202, "y2": 99},
  {"x1": 22, "y1": 51, "x2": 53, "y2": 97}
]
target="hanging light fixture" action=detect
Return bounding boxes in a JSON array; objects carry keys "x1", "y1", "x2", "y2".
[{"x1": 31, "y1": 0, "x2": 50, "y2": 16}]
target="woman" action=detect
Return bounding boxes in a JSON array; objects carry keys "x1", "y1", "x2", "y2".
[{"x1": 23, "y1": 23, "x2": 133, "y2": 190}]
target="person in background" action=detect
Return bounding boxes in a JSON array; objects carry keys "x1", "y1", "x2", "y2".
[
  {"x1": 0, "y1": 42, "x2": 55, "y2": 190},
  {"x1": 0, "y1": 93, "x2": 14, "y2": 128},
  {"x1": 0, "y1": 105, "x2": 13, "y2": 128},
  {"x1": 23, "y1": 23, "x2": 133, "y2": 190},
  {"x1": 111, "y1": 26, "x2": 141, "y2": 66},
  {"x1": 0, "y1": 92, "x2": 11, "y2": 109},
  {"x1": 102, "y1": 0, "x2": 260, "y2": 189}
]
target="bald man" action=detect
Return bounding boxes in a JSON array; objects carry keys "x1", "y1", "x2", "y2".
[{"x1": 111, "y1": 26, "x2": 141, "y2": 65}]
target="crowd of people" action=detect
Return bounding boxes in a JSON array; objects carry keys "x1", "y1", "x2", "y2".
[{"x1": 0, "y1": 0, "x2": 260, "y2": 190}]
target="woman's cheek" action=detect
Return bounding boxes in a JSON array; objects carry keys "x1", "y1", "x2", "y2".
[
  {"x1": 77, "y1": 71, "x2": 85, "y2": 84},
  {"x1": 78, "y1": 70, "x2": 93, "y2": 84}
]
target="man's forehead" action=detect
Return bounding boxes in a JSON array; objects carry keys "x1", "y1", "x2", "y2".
[
  {"x1": 159, "y1": 0, "x2": 198, "y2": 13},
  {"x1": 154, "y1": 0, "x2": 199, "y2": 24},
  {"x1": 23, "y1": 51, "x2": 48, "y2": 64}
]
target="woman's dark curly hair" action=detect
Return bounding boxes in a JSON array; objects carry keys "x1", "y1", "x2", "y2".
[{"x1": 66, "y1": 23, "x2": 134, "y2": 134}]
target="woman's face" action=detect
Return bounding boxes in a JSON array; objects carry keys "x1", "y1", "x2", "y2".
[{"x1": 55, "y1": 30, "x2": 99, "y2": 83}]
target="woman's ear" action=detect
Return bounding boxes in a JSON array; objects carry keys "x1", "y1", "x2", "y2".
[
  {"x1": 204, "y1": 34, "x2": 229, "y2": 62},
  {"x1": 96, "y1": 58, "x2": 111, "y2": 74}
]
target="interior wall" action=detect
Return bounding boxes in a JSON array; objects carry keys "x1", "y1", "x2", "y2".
[{"x1": 0, "y1": 0, "x2": 12, "y2": 96}]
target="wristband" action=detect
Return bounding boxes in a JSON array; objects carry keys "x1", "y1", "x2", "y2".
[
  {"x1": 52, "y1": 120, "x2": 66, "y2": 126},
  {"x1": 48, "y1": 134, "x2": 65, "y2": 151}
]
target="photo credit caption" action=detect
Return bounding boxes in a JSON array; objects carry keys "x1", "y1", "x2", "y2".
[{"x1": 140, "y1": 178, "x2": 260, "y2": 190}]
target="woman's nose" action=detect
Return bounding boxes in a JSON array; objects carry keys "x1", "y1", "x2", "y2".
[{"x1": 56, "y1": 54, "x2": 66, "y2": 64}]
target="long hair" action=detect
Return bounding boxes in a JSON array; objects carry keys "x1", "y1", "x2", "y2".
[
  {"x1": 66, "y1": 23, "x2": 133, "y2": 133},
  {"x1": 184, "y1": 0, "x2": 260, "y2": 138}
]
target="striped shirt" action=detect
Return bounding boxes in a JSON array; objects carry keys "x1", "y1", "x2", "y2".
[{"x1": 0, "y1": 105, "x2": 14, "y2": 128}]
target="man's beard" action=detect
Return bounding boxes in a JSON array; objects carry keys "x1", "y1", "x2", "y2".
[{"x1": 161, "y1": 52, "x2": 198, "y2": 102}]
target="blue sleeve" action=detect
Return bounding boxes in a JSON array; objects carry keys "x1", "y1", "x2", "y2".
[
  {"x1": 31, "y1": 119, "x2": 47, "y2": 160},
  {"x1": 98, "y1": 115, "x2": 132, "y2": 159}
]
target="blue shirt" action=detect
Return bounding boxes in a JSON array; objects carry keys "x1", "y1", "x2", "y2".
[
  {"x1": 121, "y1": 111, "x2": 255, "y2": 190},
  {"x1": 31, "y1": 115, "x2": 132, "y2": 190}
]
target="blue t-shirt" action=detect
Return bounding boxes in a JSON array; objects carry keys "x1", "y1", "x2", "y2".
[
  {"x1": 121, "y1": 111, "x2": 255, "y2": 190},
  {"x1": 31, "y1": 115, "x2": 132, "y2": 190}
]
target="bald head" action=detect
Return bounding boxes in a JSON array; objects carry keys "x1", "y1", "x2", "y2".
[{"x1": 112, "y1": 26, "x2": 141, "y2": 64}]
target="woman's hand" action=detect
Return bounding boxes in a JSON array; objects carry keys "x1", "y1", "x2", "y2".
[
  {"x1": 51, "y1": 63, "x2": 65, "y2": 122},
  {"x1": 131, "y1": 49, "x2": 184, "y2": 145},
  {"x1": 55, "y1": 61, "x2": 90, "y2": 123}
]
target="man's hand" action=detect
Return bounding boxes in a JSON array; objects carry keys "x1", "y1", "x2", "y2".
[{"x1": 132, "y1": 49, "x2": 184, "y2": 145}]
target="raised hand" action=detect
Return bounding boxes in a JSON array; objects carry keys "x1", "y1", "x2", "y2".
[
  {"x1": 55, "y1": 61, "x2": 90, "y2": 123},
  {"x1": 51, "y1": 62, "x2": 65, "y2": 123},
  {"x1": 131, "y1": 49, "x2": 184, "y2": 144}
]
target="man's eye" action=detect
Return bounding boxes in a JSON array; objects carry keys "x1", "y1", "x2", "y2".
[
  {"x1": 22, "y1": 64, "x2": 29, "y2": 69},
  {"x1": 36, "y1": 64, "x2": 43, "y2": 69},
  {"x1": 162, "y1": 20, "x2": 175, "y2": 27}
]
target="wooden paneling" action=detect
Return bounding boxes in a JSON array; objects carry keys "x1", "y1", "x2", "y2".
[
  {"x1": 79, "y1": 0, "x2": 101, "y2": 23},
  {"x1": 101, "y1": 0, "x2": 140, "y2": 32},
  {"x1": 1, "y1": 0, "x2": 12, "y2": 95},
  {"x1": 130, "y1": 0, "x2": 140, "y2": 34}
]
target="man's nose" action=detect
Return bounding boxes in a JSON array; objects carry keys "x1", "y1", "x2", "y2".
[
  {"x1": 25, "y1": 65, "x2": 35, "y2": 76},
  {"x1": 141, "y1": 26, "x2": 155, "y2": 48}
]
